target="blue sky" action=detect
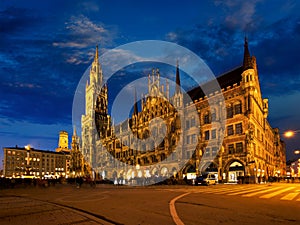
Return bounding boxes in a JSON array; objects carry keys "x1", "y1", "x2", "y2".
[{"x1": 1, "y1": 0, "x2": 300, "y2": 166}]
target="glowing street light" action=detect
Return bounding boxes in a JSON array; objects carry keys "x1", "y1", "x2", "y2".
[
  {"x1": 294, "y1": 150, "x2": 300, "y2": 155},
  {"x1": 284, "y1": 130, "x2": 300, "y2": 138}
]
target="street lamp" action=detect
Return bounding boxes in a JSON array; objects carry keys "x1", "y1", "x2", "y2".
[
  {"x1": 283, "y1": 130, "x2": 300, "y2": 138},
  {"x1": 295, "y1": 150, "x2": 300, "y2": 155}
]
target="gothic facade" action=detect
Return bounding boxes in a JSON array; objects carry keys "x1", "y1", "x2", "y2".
[{"x1": 81, "y1": 39, "x2": 286, "y2": 183}]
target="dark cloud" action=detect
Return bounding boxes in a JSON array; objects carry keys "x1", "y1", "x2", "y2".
[{"x1": 166, "y1": 16, "x2": 300, "y2": 96}]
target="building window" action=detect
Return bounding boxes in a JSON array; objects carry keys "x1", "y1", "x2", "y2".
[
  {"x1": 211, "y1": 112, "x2": 216, "y2": 121},
  {"x1": 186, "y1": 120, "x2": 190, "y2": 129},
  {"x1": 191, "y1": 134, "x2": 197, "y2": 143},
  {"x1": 234, "y1": 103, "x2": 242, "y2": 114},
  {"x1": 236, "y1": 142, "x2": 243, "y2": 153},
  {"x1": 228, "y1": 144, "x2": 234, "y2": 154},
  {"x1": 186, "y1": 136, "x2": 190, "y2": 144},
  {"x1": 204, "y1": 114, "x2": 210, "y2": 124},
  {"x1": 235, "y1": 123, "x2": 243, "y2": 134},
  {"x1": 204, "y1": 148, "x2": 210, "y2": 157},
  {"x1": 211, "y1": 129, "x2": 216, "y2": 139},
  {"x1": 204, "y1": 130, "x2": 210, "y2": 140},
  {"x1": 191, "y1": 117, "x2": 196, "y2": 127},
  {"x1": 212, "y1": 147, "x2": 218, "y2": 156},
  {"x1": 227, "y1": 107, "x2": 233, "y2": 118},
  {"x1": 227, "y1": 125, "x2": 234, "y2": 136}
]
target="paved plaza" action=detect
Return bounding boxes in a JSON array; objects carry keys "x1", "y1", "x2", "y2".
[{"x1": 1, "y1": 183, "x2": 300, "y2": 225}]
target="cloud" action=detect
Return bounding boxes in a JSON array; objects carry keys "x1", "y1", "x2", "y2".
[
  {"x1": 53, "y1": 15, "x2": 115, "y2": 49},
  {"x1": 214, "y1": 0, "x2": 262, "y2": 31}
]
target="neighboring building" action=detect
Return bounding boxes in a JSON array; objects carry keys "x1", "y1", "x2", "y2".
[
  {"x1": 56, "y1": 130, "x2": 71, "y2": 153},
  {"x1": 2, "y1": 145, "x2": 70, "y2": 178},
  {"x1": 287, "y1": 158, "x2": 300, "y2": 178},
  {"x1": 81, "y1": 38, "x2": 286, "y2": 183}
]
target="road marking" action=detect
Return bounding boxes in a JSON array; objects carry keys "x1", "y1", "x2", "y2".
[
  {"x1": 259, "y1": 187, "x2": 295, "y2": 199},
  {"x1": 280, "y1": 192, "x2": 299, "y2": 200},
  {"x1": 242, "y1": 186, "x2": 282, "y2": 197},
  {"x1": 169, "y1": 192, "x2": 190, "y2": 225},
  {"x1": 227, "y1": 186, "x2": 267, "y2": 195}
]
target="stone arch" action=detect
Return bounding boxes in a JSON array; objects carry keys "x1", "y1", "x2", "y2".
[
  {"x1": 160, "y1": 167, "x2": 169, "y2": 177},
  {"x1": 182, "y1": 162, "x2": 196, "y2": 174},
  {"x1": 200, "y1": 161, "x2": 218, "y2": 173},
  {"x1": 223, "y1": 159, "x2": 246, "y2": 183}
]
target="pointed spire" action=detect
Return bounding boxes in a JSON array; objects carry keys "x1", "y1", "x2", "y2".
[
  {"x1": 243, "y1": 37, "x2": 253, "y2": 70},
  {"x1": 73, "y1": 125, "x2": 77, "y2": 137},
  {"x1": 175, "y1": 60, "x2": 181, "y2": 94},
  {"x1": 94, "y1": 45, "x2": 99, "y2": 62},
  {"x1": 133, "y1": 88, "x2": 138, "y2": 116}
]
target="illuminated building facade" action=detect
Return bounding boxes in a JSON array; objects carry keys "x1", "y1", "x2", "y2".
[
  {"x1": 2, "y1": 145, "x2": 70, "y2": 178},
  {"x1": 82, "y1": 39, "x2": 286, "y2": 183}
]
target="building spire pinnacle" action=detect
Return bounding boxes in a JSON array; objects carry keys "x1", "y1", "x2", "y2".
[
  {"x1": 243, "y1": 37, "x2": 253, "y2": 70},
  {"x1": 133, "y1": 88, "x2": 138, "y2": 116},
  {"x1": 94, "y1": 45, "x2": 99, "y2": 62},
  {"x1": 175, "y1": 60, "x2": 181, "y2": 94}
]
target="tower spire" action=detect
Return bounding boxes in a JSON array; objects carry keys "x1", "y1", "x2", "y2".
[
  {"x1": 243, "y1": 37, "x2": 252, "y2": 70},
  {"x1": 175, "y1": 60, "x2": 181, "y2": 94},
  {"x1": 133, "y1": 88, "x2": 138, "y2": 116},
  {"x1": 94, "y1": 45, "x2": 99, "y2": 62}
]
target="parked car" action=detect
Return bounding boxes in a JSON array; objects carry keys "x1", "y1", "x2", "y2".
[{"x1": 194, "y1": 173, "x2": 216, "y2": 185}]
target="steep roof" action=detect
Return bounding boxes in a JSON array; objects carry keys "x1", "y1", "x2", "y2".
[{"x1": 187, "y1": 66, "x2": 243, "y2": 101}]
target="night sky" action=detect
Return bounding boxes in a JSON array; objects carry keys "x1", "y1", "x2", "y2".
[{"x1": 1, "y1": 0, "x2": 300, "y2": 167}]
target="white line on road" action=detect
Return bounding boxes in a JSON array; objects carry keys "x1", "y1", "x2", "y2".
[
  {"x1": 169, "y1": 192, "x2": 190, "y2": 225},
  {"x1": 259, "y1": 187, "x2": 295, "y2": 199},
  {"x1": 280, "y1": 192, "x2": 299, "y2": 200},
  {"x1": 242, "y1": 186, "x2": 282, "y2": 197}
]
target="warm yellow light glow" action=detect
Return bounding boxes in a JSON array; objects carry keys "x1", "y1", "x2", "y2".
[
  {"x1": 25, "y1": 145, "x2": 31, "y2": 150},
  {"x1": 294, "y1": 150, "x2": 300, "y2": 155},
  {"x1": 284, "y1": 130, "x2": 295, "y2": 138}
]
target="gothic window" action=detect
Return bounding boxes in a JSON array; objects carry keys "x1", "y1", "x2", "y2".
[
  {"x1": 191, "y1": 116, "x2": 196, "y2": 127},
  {"x1": 234, "y1": 103, "x2": 242, "y2": 114},
  {"x1": 186, "y1": 120, "x2": 190, "y2": 130},
  {"x1": 236, "y1": 142, "x2": 243, "y2": 153},
  {"x1": 235, "y1": 123, "x2": 243, "y2": 134},
  {"x1": 211, "y1": 129, "x2": 216, "y2": 139},
  {"x1": 204, "y1": 113, "x2": 210, "y2": 124},
  {"x1": 191, "y1": 134, "x2": 197, "y2": 144},
  {"x1": 204, "y1": 130, "x2": 210, "y2": 140},
  {"x1": 226, "y1": 106, "x2": 233, "y2": 118},
  {"x1": 211, "y1": 112, "x2": 216, "y2": 121},
  {"x1": 228, "y1": 144, "x2": 234, "y2": 154},
  {"x1": 212, "y1": 147, "x2": 218, "y2": 156},
  {"x1": 186, "y1": 135, "x2": 190, "y2": 144},
  {"x1": 227, "y1": 125, "x2": 234, "y2": 136},
  {"x1": 204, "y1": 148, "x2": 210, "y2": 157}
]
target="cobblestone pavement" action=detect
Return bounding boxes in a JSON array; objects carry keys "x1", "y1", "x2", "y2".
[{"x1": 0, "y1": 195, "x2": 114, "y2": 225}]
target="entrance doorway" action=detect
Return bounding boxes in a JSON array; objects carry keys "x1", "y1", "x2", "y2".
[{"x1": 228, "y1": 161, "x2": 245, "y2": 183}]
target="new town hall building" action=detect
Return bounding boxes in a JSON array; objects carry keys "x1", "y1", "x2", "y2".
[{"x1": 81, "y1": 39, "x2": 286, "y2": 183}]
